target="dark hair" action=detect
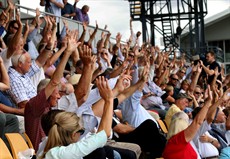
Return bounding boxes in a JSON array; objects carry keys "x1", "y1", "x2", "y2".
[
  {"x1": 8, "y1": 20, "x2": 17, "y2": 31},
  {"x1": 192, "y1": 107, "x2": 202, "y2": 119},
  {"x1": 41, "y1": 110, "x2": 64, "y2": 135},
  {"x1": 223, "y1": 107, "x2": 230, "y2": 117}
]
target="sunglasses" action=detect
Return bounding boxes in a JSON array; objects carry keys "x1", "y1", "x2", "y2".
[
  {"x1": 171, "y1": 77, "x2": 179, "y2": 81},
  {"x1": 77, "y1": 129, "x2": 85, "y2": 135},
  {"x1": 195, "y1": 92, "x2": 201, "y2": 95},
  {"x1": 128, "y1": 54, "x2": 134, "y2": 58}
]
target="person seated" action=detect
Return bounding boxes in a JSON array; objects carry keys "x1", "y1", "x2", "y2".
[
  {"x1": 163, "y1": 86, "x2": 213, "y2": 159},
  {"x1": 40, "y1": 76, "x2": 114, "y2": 158}
]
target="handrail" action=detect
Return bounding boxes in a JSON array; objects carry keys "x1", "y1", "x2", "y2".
[{"x1": 15, "y1": 3, "x2": 108, "y2": 33}]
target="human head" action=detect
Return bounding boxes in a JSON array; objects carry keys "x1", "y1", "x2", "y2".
[
  {"x1": 7, "y1": 36, "x2": 24, "y2": 53},
  {"x1": 206, "y1": 51, "x2": 215, "y2": 64},
  {"x1": 75, "y1": 60, "x2": 83, "y2": 74},
  {"x1": 167, "y1": 111, "x2": 189, "y2": 139},
  {"x1": 177, "y1": 68, "x2": 186, "y2": 79},
  {"x1": 37, "y1": 79, "x2": 61, "y2": 107},
  {"x1": 63, "y1": 0, "x2": 68, "y2": 4},
  {"x1": 43, "y1": 112, "x2": 84, "y2": 156},
  {"x1": 175, "y1": 93, "x2": 192, "y2": 110},
  {"x1": 169, "y1": 74, "x2": 179, "y2": 87},
  {"x1": 82, "y1": 5, "x2": 89, "y2": 14},
  {"x1": 11, "y1": 52, "x2": 32, "y2": 74},
  {"x1": 193, "y1": 85, "x2": 202, "y2": 100},
  {"x1": 41, "y1": 109, "x2": 64, "y2": 135},
  {"x1": 215, "y1": 108, "x2": 226, "y2": 123},
  {"x1": 8, "y1": 20, "x2": 19, "y2": 34},
  {"x1": 181, "y1": 79, "x2": 190, "y2": 91},
  {"x1": 165, "y1": 85, "x2": 174, "y2": 96},
  {"x1": 136, "y1": 31, "x2": 141, "y2": 38}
]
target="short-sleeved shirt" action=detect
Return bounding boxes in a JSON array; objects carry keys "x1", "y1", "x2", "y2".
[
  {"x1": 45, "y1": 130, "x2": 107, "y2": 159},
  {"x1": 8, "y1": 61, "x2": 40, "y2": 104},
  {"x1": 165, "y1": 104, "x2": 181, "y2": 128},
  {"x1": 163, "y1": 130, "x2": 197, "y2": 159},
  {"x1": 207, "y1": 60, "x2": 221, "y2": 83},
  {"x1": 24, "y1": 88, "x2": 50, "y2": 151},
  {"x1": 61, "y1": 3, "x2": 75, "y2": 18},
  {"x1": 73, "y1": 8, "x2": 89, "y2": 23}
]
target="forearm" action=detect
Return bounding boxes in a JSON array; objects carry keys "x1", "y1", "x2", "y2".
[
  {"x1": 206, "y1": 98, "x2": 223, "y2": 124},
  {"x1": 49, "y1": 47, "x2": 66, "y2": 65},
  {"x1": 75, "y1": 65, "x2": 94, "y2": 106},
  {"x1": 36, "y1": 47, "x2": 52, "y2": 67},
  {"x1": 7, "y1": 25, "x2": 23, "y2": 58},
  {"x1": 78, "y1": 30, "x2": 86, "y2": 44},
  {"x1": 202, "y1": 65, "x2": 214, "y2": 76},
  {"x1": 97, "y1": 99, "x2": 113, "y2": 137},
  {"x1": 104, "y1": 35, "x2": 110, "y2": 49},
  {"x1": 189, "y1": 72, "x2": 201, "y2": 93},
  {"x1": 51, "y1": 50, "x2": 71, "y2": 84},
  {"x1": 0, "y1": 63, "x2": 10, "y2": 88},
  {"x1": 87, "y1": 27, "x2": 98, "y2": 46},
  {"x1": 0, "y1": 103, "x2": 24, "y2": 115}
]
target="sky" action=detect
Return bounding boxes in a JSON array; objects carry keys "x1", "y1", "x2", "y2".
[{"x1": 20, "y1": 0, "x2": 230, "y2": 45}]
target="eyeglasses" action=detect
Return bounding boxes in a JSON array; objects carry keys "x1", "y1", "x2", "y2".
[
  {"x1": 195, "y1": 92, "x2": 201, "y2": 95},
  {"x1": 180, "y1": 71, "x2": 186, "y2": 74},
  {"x1": 171, "y1": 77, "x2": 179, "y2": 81},
  {"x1": 77, "y1": 129, "x2": 85, "y2": 135},
  {"x1": 128, "y1": 54, "x2": 134, "y2": 58}
]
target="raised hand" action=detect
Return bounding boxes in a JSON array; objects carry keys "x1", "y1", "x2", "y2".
[
  {"x1": 96, "y1": 76, "x2": 113, "y2": 102},
  {"x1": 115, "y1": 73, "x2": 132, "y2": 93}
]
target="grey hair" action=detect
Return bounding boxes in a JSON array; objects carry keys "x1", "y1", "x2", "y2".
[
  {"x1": 37, "y1": 79, "x2": 51, "y2": 93},
  {"x1": 11, "y1": 53, "x2": 26, "y2": 67}
]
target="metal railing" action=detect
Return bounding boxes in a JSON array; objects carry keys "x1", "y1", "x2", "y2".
[{"x1": 14, "y1": 3, "x2": 109, "y2": 47}]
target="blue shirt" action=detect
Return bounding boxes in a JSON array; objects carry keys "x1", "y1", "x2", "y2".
[{"x1": 119, "y1": 90, "x2": 158, "y2": 128}]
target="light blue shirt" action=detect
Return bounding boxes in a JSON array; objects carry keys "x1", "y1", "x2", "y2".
[
  {"x1": 45, "y1": 130, "x2": 107, "y2": 159},
  {"x1": 119, "y1": 90, "x2": 158, "y2": 128},
  {"x1": 220, "y1": 147, "x2": 230, "y2": 159}
]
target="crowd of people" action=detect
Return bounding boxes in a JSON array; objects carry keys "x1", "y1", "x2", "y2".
[{"x1": 0, "y1": 0, "x2": 230, "y2": 159}]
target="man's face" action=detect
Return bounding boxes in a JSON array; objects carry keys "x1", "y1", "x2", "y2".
[
  {"x1": 170, "y1": 75, "x2": 179, "y2": 86},
  {"x1": 177, "y1": 98, "x2": 189, "y2": 110},
  {"x1": 206, "y1": 53, "x2": 214, "y2": 64},
  {"x1": 49, "y1": 87, "x2": 61, "y2": 107},
  {"x1": 10, "y1": 22, "x2": 19, "y2": 34},
  {"x1": 216, "y1": 110, "x2": 226, "y2": 123},
  {"x1": 19, "y1": 52, "x2": 32, "y2": 74},
  {"x1": 194, "y1": 87, "x2": 202, "y2": 100}
]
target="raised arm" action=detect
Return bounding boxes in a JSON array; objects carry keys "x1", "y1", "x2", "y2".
[
  {"x1": 74, "y1": 45, "x2": 96, "y2": 106},
  {"x1": 96, "y1": 76, "x2": 113, "y2": 137},
  {"x1": 45, "y1": 31, "x2": 80, "y2": 98},
  {"x1": 200, "y1": 60, "x2": 215, "y2": 76},
  {"x1": 206, "y1": 88, "x2": 230, "y2": 124},
  {"x1": 87, "y1": 21, "x2": 98, "y2": 48},
  {"x1": 184, "y1": 86, "x2": 212, "y2": 142},
  {"x1": 7, "y1": 10, "x2": 23, "y2": 58},
  {"x1": 189, "y1": 63, "x2": 202, "y2": 93}
]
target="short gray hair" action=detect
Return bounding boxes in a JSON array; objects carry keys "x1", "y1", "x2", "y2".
[
  {"x1": 11, "y1": 53, "x2": 26, "y2": 67},
  {"x1": 37, "y1": 79, "x2": 50, "y2": 93}
]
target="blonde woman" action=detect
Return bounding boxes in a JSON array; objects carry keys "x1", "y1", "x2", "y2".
[
  {"x1": 163, "y1": 86, "x2": 213, "y2": 159},
  {"x1": 41, "y1": 76, "x2": 113, "y2": 159}
]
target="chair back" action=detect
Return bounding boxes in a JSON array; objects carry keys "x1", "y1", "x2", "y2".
[
  {"x1": 22, "y1": 132, "x2": 34, "y2": 150},
  {"x1": 0, "y1": 138, "x2": 13, "y2": 159},
  {"x1": 157, "y1": 119, "x2": 168, "y2": 134},
  {"x1": 5, "y1": 133, "x2": 30, "y2": 159}
]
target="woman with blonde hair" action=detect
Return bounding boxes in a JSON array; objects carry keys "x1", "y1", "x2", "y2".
[
  {"x1": 41, "y1": 76, "x2": 114, "y2": 159},
  {"x1": 163, "y1": 86, "x2": 213, "y2": 159}
]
